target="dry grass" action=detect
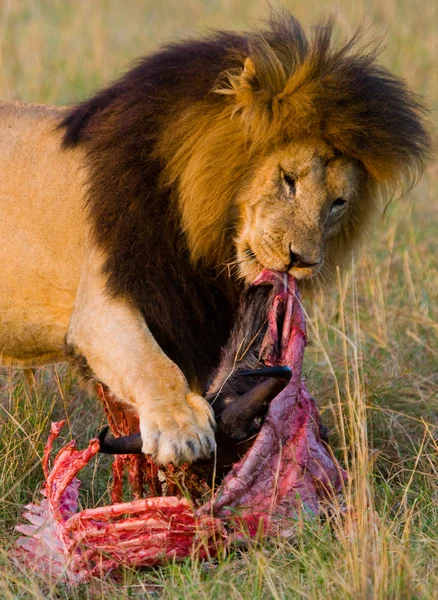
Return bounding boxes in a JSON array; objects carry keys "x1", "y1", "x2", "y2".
[{"x1": 0, "y1": 1, "x2": 437, "y2": 598}]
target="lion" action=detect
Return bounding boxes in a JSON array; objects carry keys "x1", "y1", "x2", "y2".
[{"x1": 0, "y1": 14, "x2": 430, "y2": 466}]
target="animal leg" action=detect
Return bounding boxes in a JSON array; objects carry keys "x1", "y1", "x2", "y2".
[{"x1": 66, "y1": 244, "x2": 215, "y2": 466}]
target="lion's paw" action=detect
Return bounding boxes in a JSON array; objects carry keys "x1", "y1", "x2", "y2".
[{"x1": 138, "y1": 392, "x2": 216, "y2": 466}]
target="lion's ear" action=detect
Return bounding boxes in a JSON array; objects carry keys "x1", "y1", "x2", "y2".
[
  {"x1": 216, "y1": 52, "x2": 288, "y2": 141},
  {"x1": 216, "y1": 56, "x2": 260, "y2": 102},
  {"x1": 233, "y1": 57, "x2": 272, "y2": 115},
  {"x1": 241, "y1": 57, "x2": 256, "y2": 81}
]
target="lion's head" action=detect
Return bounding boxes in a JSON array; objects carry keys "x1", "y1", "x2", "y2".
[
  {"x1": 234, "y1": 139, "x2": 364, "y2": 283},
  {"x1": 158, "y1": 16, "x2": 430, "y2": 287}
]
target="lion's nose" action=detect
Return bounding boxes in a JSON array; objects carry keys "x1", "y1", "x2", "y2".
[{"x1": 288, "y1": 247, "x2": 320, "y2": 270}]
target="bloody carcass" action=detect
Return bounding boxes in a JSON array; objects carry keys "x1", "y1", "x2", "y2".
[{"x1": 15, "y1": 270, "x2": 346, "y2": 582}]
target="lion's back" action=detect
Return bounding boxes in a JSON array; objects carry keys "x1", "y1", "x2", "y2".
[{"x1": 0, "y1": 102, "x2": 88, "y2": 366}]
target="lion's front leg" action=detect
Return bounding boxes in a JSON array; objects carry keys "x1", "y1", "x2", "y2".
[{"x1": 66, "y1": 245, "x2": 215, "y2": 465}]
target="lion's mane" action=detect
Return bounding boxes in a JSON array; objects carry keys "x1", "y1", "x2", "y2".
[{"x1": 61, "y1": 13, "x2": 430, "y2": 389}]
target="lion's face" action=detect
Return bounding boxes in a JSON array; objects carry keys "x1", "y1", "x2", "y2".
[{"x1": 235, "y1": 140, "x2": 364, "y2": 283}]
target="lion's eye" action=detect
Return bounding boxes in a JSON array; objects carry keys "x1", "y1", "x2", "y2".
[
  {"x1": 282, "y1": 172, "x2": 296, "y2": 194},
  {"x1": 332, "y1": 198, "x2": 347, "y2": 209}
]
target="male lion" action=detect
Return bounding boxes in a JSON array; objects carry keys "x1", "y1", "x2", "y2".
[{"x1": 0, "y1": 15, "x2": 430, "y2": 466}]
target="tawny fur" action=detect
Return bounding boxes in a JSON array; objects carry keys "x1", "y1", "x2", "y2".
[{"x1": 0, "y1": 103, "x2": 87, "y2": 366}]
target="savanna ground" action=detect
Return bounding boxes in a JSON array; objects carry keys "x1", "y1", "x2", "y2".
[{"x1": 0, "y1": 0, "x2": 436, "y2": 598}]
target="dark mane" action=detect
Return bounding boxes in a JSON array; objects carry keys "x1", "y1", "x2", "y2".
[
  {"x1": 60, "y1": 13, "x2": 430, "y2": 389},
  {"x1": 61, "y1": 32, "x2": 250, "y2": 387}
]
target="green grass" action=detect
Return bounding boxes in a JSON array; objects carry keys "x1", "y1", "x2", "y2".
[{"x1": 0, "y1": 1, "x2": 437, "y2": 598}]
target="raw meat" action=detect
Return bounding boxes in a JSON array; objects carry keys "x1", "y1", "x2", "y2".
[{"x1": 14, "y1": 271, "x2": 346, "y2": 582}]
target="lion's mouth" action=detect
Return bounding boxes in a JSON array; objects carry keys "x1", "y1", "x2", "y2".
[
  {"x1": 289, "y1": 263, "x2": 322, "y2": 280},
  {"x1": 240, "y1": 243, "x2": 321, "y2": 282},
  {"x1": 235, "y1": 243, "x2": 264, "y2": 283}
]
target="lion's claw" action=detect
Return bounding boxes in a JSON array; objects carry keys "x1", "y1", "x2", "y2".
[{"x1": 138, "y1": 392, "x2": 216, "y2": 466}]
